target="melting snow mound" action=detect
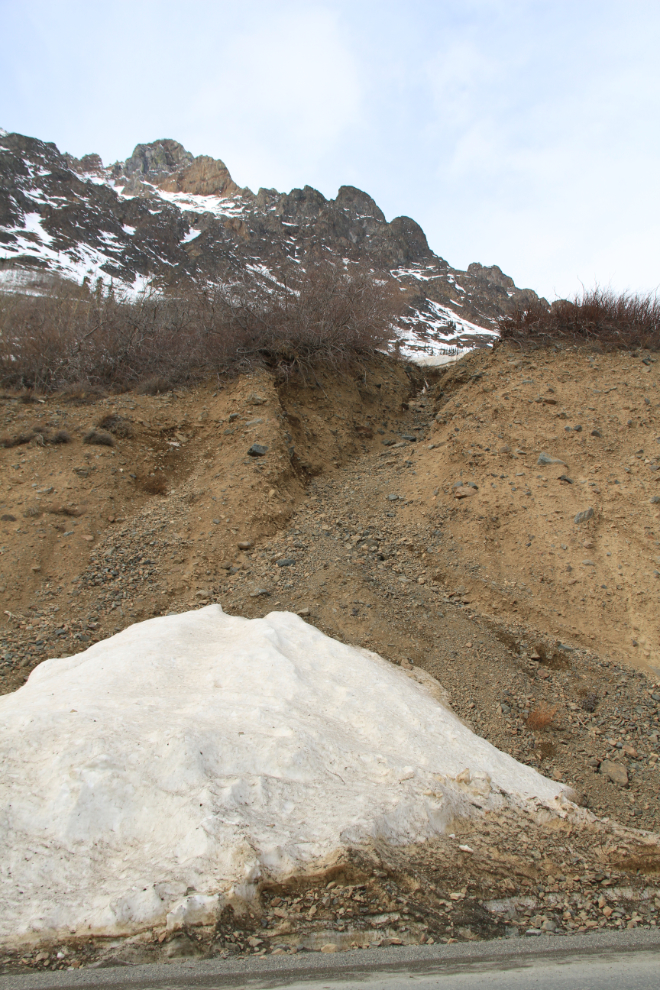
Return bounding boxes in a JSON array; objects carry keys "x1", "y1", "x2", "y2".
[{"x1": 0, "y1": 605, "x2": 570, "y2": 942}]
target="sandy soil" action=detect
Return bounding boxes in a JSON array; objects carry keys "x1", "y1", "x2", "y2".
[{"x1": 1, "y1": 345, "x2": 659, "y2": 970}]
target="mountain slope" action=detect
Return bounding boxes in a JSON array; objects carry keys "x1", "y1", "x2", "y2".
[{"x1": 0, "y1": 131, "x2": 542, "y2": 356}]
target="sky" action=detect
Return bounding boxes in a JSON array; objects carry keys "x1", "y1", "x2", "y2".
[{"x1": 2, "y1": 0, "x2": 659, "y2": 301}]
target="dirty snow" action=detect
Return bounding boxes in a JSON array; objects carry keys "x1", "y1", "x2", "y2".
[{"x1": 0, "y1": 605, "x2": 570, "y2": 943}]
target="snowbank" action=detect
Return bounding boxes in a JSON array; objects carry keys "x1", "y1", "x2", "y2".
[{"x1": 0, "y1": 605, "x2": 568, "y2": 942}]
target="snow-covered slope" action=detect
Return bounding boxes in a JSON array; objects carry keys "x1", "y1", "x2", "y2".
[
  {"x1": 0, "y1": 132, "x2": 544, "y2": 357},
  {"x1": 0, "y1": 605, "x2": 569, "y2": 942}
]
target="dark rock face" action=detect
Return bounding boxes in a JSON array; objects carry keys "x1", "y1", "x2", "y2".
[{"x1": 0, "y1": 130, "x2": 543, "y2": 352}]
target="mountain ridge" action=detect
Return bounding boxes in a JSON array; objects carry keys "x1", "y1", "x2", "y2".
[{"x1": 0, "y1": 132, "x2": 543, "y2": 356}]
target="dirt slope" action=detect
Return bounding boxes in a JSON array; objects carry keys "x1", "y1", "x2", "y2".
[
  {"x1": 404, "y1": 346, "x2": 660, "y2": 668},
  {"x1": 2, "y1": 347, "x2": 660, "y2": 969}
]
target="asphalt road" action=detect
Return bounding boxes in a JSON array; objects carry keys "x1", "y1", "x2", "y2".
[{"x1": 1, "y1": 930, "x2": 659, "y2": 990}]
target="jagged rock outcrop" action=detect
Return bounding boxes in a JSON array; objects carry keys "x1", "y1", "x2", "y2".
[{"x1": 0, "y1": 131, "x2": 543, "y2": 353}]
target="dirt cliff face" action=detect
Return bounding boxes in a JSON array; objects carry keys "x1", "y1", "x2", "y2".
[{"x1": 0, "y1": 131, "x2": 541, "y2": 352}]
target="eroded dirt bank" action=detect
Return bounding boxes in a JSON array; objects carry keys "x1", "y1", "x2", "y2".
[{"x1": 1, "y1": 345, "x2": 659, "y2": 970}]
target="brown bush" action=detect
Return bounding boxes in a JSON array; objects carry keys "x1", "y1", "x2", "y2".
[
  {"x1": 526, "y1": 704, "x2": 558, "y2": 731},
  {"x1": 49, "y1": 430, "x2": 71, "y2": 444},
  {"x1": 0, "y1": 263, "x2": 400, "y2": 393},
  {"x1": 83, "y1": 429, "x2": 114, "y2": 447},
  {"x1": 0, "y1": 432, "x2": 34, "y2": 448},
  {"x1": 96, "y1": 414, "x2": 132, "y2": 438},
  {"x1": 499, "y1": 289, "x2": 660, "y2": 351}
]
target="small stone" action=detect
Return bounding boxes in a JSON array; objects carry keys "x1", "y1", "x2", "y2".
[
  {"x1": 248, "y1": 444, "x2": 268, "y2": 457},
  {"x1": 277, "y1": 558, "x2": 295, "y2": 567},
  {"x1": 1, "y1": 514, "x2": 16, "y2": 522},
  {"x1": 237, "y1": 541, "x2": 253, "y2": 550},
  {"x1": 454, "y1": 487, "x2": 477, "y2": 499},
  {"x1": 297, "y1": 607, "x2": 310, "y2": 616},
  {"x1": 248, "y1": 394, "x2": 266, "y2": 405},
  {"x1": 599, "y1": 759, "x2": 629, "y2": 787},
  {"x1": 651, "y1": 496, "x2": 660, "y2": 504},
  {"x1": 591, "y1": 429, "x2": 602, "y2": 437},
  {"x1": 401, "y1": 434, "x2": 417, "y2": 442},
  {"x1": 31, "y1": 565, "x2": 41, "y2": 572},
  {"x1": 321, "y1": 943, "x2": 338, "y2": 953},
  {"x1": 574, "y1": 507, "x2": 594, "y2": 524},
  {"x1": 538, "y1": 453, "x2": 566, "y2": 466},
  {"x1": 249, "y1": 588, "x2": 270, "y2": 597},
  {"x1": 386, "y1": 494, "x2": 399, "y2": 501}
]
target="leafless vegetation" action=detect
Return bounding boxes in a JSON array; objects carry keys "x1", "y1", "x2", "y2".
[
  {"x1": 1, "y1": 427, "x2": 71, "y2": 447},
  {"x1": 83, "y1": 429, "x2": 114, "y2": 447},
  {"x1": 96, "y1": 414, "x2": 133, "y2": 438},
  {"x1": 0, "y1": 264, "x2": 399, "y2": 393},
  {"x1": 499, "y1": 289, "x2": 660, "y2": 351}
]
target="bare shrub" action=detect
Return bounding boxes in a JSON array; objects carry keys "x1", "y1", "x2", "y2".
[
  {"x1": 96, "y1": 414, "x2": 132, "y2": 438},
  {"x1": 83, "y1": 429, "x2": 114, "y2": 447},
  {"x1": 49, "y1": 430, "x2": 71, "y2": 444},
  {"x1": 0, "y1": 432, "x2": 34, "y2": 448},
  {"x1": 526, "y1": 704, "x2": 558, "y2": 731},
  {"x1": 499, "y1": 289, "x2": 660, "y2": 351},
  {"x1": 0, "y1": 263, "x2": 400, "y2": 393}
]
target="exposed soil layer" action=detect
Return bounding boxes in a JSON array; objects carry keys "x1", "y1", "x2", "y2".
[{"x1": 1, "y1": 345, "x2": 659, "y2": 971}]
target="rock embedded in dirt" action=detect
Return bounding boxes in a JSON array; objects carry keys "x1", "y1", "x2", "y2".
[
  {"x1": 599, "y1": 759, "x2": 629, "y2": 787},
  {"x1": 247, "y1": 444, "x2": 268, "y2": 457},
  {"x1": 575, "y1": 507, "x2": 595, "y2": 524}
]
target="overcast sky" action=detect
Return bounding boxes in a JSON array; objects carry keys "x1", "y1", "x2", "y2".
[{"x1": 2, "y1": 0, "x2": 659, "y2": 300}]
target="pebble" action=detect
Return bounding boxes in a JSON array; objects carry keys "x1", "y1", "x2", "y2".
[
  {"x1": 247, "y1": 444, "x2": 268, "y2": 457},
  {"x1": 574, "y1": 508, "x2": 595, "y2": 524}
]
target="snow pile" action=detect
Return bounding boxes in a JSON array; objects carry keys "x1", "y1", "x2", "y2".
[{"x1": 0, "y1": 606, "x2": 569, "y2": 942}]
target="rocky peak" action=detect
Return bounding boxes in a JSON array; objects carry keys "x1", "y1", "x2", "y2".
[
  {"x1": 467, "y1": 263, "x2": 516, "y2": 289},
  {"x1": 121, "y1": 139, "x2": 194, "y2": 179},
  {"x1": 0, "y1": 128, "x2": 544, "y2": 356},
  {"x1": 335, "y1": 186, "x2": 385, "y2": 222},
  {"x1": 157, "y1": 155, "x2": 239, "y2": 198}
]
